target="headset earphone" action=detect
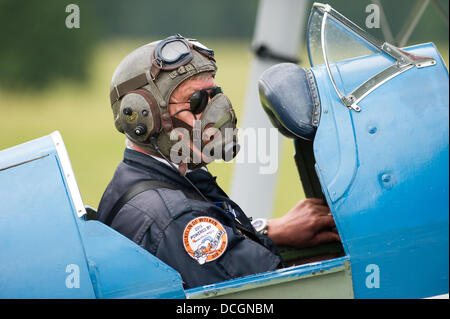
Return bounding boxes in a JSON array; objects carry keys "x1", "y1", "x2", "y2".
[{"x1": 115, "y1": 88, "x2": 169, "y2": 144}]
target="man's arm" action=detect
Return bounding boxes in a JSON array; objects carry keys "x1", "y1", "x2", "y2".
[{"x1": 267, "y1": 198, "x2": 340, "y2": 248}]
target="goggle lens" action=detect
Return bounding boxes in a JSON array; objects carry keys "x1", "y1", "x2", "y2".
[
  {"x1": 160, "y1": 40, "x2": 191, "y2": 64},
  {"x1": 153, "y1": 34, "x2": 214, "y2": 71}
]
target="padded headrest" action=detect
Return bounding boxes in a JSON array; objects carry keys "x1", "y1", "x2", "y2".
[{"x1": 258, "y1": 63, "x2": 321, "y2": 140}]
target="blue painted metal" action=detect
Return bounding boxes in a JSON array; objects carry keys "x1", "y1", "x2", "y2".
[
  {"x1": 0, "y1": 133, "x2": 185, "y2": 299},
  {"x1": 77, "y1": 220, "x2": 185, "y2": 298},
  {"x1": 312, "y1": 43, "x2": 449, "y2": 298},
  {"x1": 0, "y1": 136, "x2": 95, "y2": 298}
]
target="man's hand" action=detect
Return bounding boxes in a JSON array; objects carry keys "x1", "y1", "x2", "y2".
[{"x1": 267, "y1": 198, "x2": 340, "y2": 249}]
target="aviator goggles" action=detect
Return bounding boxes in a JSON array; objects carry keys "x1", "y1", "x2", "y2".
[
  {"x1": 110, "y1": 34, "x2": 215, "y2": 105},
  {"x1": 171, "y1": 86, "x2": 223, "y2": 115},
  {"x1": 151, "y1": 34, "x2": 215, "y2": 78}
]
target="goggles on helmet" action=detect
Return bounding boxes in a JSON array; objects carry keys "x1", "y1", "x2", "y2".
[
  {"x1": 151, "y1": 34, "x2": 215, "y2": 78},
  {"x1": 171, "y1": 86, "x2": 223, "y2": 115}
]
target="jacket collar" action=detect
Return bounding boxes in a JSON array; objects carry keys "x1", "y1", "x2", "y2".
[{"x1": 123, "y1": 148, "x2": 229, "y2": 201}]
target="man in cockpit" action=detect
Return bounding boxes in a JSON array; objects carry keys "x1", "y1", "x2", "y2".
[{"x1": 97, "y1": 35, "x2": 340, "y2": 288}]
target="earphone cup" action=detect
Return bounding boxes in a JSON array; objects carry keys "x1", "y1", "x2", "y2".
[{"x1": 118, "y1": 89, "x2": 160, "y2": 142}]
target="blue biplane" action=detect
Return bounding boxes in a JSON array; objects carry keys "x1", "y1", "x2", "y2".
[{"x1": 0, "y1": 3, "x2": 448, "y2": 299}]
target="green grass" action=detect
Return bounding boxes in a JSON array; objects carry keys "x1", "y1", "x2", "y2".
[{"x1": 1, "y1": 39, "x2": 448, "y2": 218}]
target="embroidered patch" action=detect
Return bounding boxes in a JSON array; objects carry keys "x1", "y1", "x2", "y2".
[{"x1": 183, "y1": 216, "x2": 228, "y2": 265}]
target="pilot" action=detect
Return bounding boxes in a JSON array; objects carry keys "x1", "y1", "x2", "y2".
[{"x1": 97, "y1": 34, "x2": 340, "y2": 289}]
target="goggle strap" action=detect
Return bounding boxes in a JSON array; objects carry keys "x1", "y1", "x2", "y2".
[
  {"x1": 110, "y1": 73, "x2": 148, "y2": 105},
  {"x1": 193, "y1": 46, "x2": 216, "y2": 61},
  {"x1": 150, "y1": 59, "x2": 161, "y2": 80},
  {"x1": 145, "y1": 69, "x2": 174, "y2": 133},
  {"x1": 145, "y1": 70, "x2": 168, "y2": 109}
]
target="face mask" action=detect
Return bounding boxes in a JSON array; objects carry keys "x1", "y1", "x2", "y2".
[{"x1": 169, "y1": 91, "x2": 239, "y2": 169}]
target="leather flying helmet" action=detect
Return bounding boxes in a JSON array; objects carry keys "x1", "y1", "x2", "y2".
[{"x1": 109, "y1": 34, "x2": 239, "y2": 169}]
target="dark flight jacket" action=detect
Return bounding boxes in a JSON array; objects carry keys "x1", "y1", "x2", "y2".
[{"x1": 97, "y1": 148, "x2": 283, "y2": 289}]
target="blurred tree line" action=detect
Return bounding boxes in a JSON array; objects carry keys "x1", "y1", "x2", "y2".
[
  {"x1": 0, "y1": 0, "x2": 98, "y2": 89},
  {"x1": 0, "y1": 0, "x2": 447, "y2": 90}
]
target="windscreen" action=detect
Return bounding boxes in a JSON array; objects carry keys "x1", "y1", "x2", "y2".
[
  {"x1": 307, "y1": 7, "x2": 383, "y2": 67},
  {"x1": 306, "y1": 5, "x2": 396, "y2": 104}
]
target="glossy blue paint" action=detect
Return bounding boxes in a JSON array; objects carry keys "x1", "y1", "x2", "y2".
[
  {"x1": 77, "y1": 220, "x2": 185, "y2": 299},
  {"x1": 0, "y1": 135, "x2": 95, "y2": 298},
  {"x1": 312, "y1": 43, "x2": 449, "y2": 298},
  {"x1": 0, "y1": 133, "x2": 185, "y2": 299}
]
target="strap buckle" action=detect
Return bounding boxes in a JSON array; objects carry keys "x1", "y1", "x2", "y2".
[{"x1": 114, "y1": 85, "x2": 120, "y2": 102}]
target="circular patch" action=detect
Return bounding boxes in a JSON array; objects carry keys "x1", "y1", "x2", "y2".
[{"x1": 183, "y1": 216, "x2": 228, "y2": 265}]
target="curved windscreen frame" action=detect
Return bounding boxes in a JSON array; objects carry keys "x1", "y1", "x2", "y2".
[
  {"x1": 306, "y1": 3, "x2": 436, "y2": 112},
  {"x1": 307, "y1": 4, "x2": 385, "y2": 67}
]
